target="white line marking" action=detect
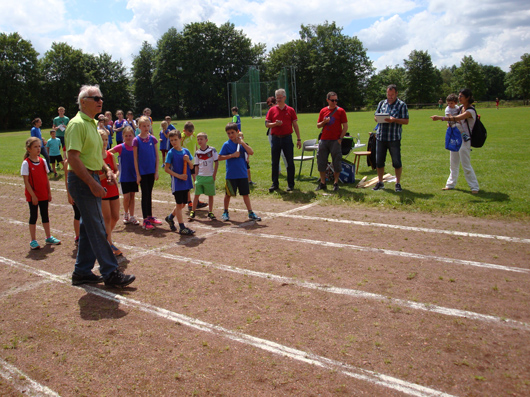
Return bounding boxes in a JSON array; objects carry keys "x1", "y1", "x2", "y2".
[
  {"x1": 1, "y1": 179, "x2": 528, "y2": 244},
  {"x1": 280, "y1": 202, "x2": 320, "y2": 214},
  {"x1": 0, "y1": 358, "x2": 61, "y2": 397},
  {"x1": 0, "y1": 279, "x2": 54, "y2": 300},
  {"x1": 0, "y1": 256, "x2": 454, "y2": 397}
]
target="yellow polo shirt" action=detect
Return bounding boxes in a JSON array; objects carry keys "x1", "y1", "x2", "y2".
[{"x1": 65, "y1": 111, "x2": 103, "y2": 171}]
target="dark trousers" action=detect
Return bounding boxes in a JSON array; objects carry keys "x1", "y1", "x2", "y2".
[
  {"x1": 139, "y1": 173, "x2": 155, "y2": 218},
  {"x1": 271, "y1": 135, "x2": 295, "y2": 188}
]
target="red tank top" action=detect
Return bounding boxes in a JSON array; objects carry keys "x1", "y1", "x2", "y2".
[
  {"x1": 25, "y1": 158, "x2": 49, "y2": 202},
  {"x1": 100, "y1": 151, "x2": 119, "y2": 198}
]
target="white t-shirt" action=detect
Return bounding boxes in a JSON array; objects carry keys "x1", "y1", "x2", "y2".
[
  {"x1": 193, "y1": 146, "x2": 218, "y2": 176},
  {"x1": 445, "y1": 105, "x2": 460, "y2": 129},
  {"x1": 21, "y1": 158, "x2": 50, "y2": 175},
  {"x1": 459, "y1": 107, "x2": 476, "y2": 135}
]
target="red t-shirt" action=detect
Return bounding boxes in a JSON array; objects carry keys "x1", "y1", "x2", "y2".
[
  {"x1": 318, "y1": 106, "x2": 348, "y2": 140},
  {"x1": 266, "y1": 105, "x2": 298, "y2": 137},
  {"x1": 100, "y1": 151, "x2": 119, "y2": 198}
]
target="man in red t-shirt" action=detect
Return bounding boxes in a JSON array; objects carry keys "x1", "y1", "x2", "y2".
[
  {"x1": 265, "y1": 88, "x2": 302, "y2": 192},
  {"x1": 316, "y1": 92, "x2": 348, "y2": 191}
]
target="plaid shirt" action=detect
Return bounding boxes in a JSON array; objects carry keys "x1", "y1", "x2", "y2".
[{"x1": 375, "y1": 98, "x2": 409, "y2": 141}]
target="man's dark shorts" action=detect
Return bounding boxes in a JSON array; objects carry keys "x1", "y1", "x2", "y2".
[{"x1": 375, "y1": 139, "x2": 402, "y2": 169}]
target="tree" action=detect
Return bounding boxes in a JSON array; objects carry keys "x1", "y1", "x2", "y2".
[
  {"x1": 365, "y1": 65, "x2": 407, "y2": 106},
  {"x1": 403, "y1": 50, "x2": 440, "y2": 104},
  {"x1": 40, "y1": 42, "x2": 89, "y2": 121},
  {"x1": 505, "y1": 53, "x2": 530, "y2": 104},
  {"x1": 481, "y1": 65, "x2": 506, "y2": 101},
  {"x1": 0, "y1": 32, "x2": 40, "y2": 129},
  {"x1": 131, "y1": 41, "x2": 157, "y2": 115},
  {"x1": 452, "y1": 55, "x2": 486, "y2": 100}
]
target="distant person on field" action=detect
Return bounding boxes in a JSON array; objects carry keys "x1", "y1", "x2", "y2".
[
  {"x1": 218, "y1": 122, "x2": 261, "y2": 222},
  {"x1": 232, "y1": 106, "x2": 241, "y2": 131},
  {"x1": 438, "y1": 98, "x2": 443, "y2": 111},
  {"x1": 52, "y1": 106, "x2": 69, "y2": 154},
  {"x1": 65, "y1": 84, "x2": 135, "y2": 288},
  {"x1": 113, "y1": 110, "x2": 126, "y2": 145},
  {"x1": 30, "y1": 118, "x2": 51, "y2": 168},
  {"x1": 315, "y1": 91, "x2": 348, "y2": 192},
  {"x1": 265, "y1": 88, "x2": 302, "y2": 193},
  {"x1": 430, "y1": 88, "x2": 479, "y2": 194},
  {"x1": 46, "y1": 129, "x2": 64, "y2": 177},
  {"x1": 159, "y1": 120, "x2": 170, "y2": 167},
  {"x1": 125, "y1": 110, "x2": 137, "y2": 131},
  {"x1": 496, "y1": 97, "x2": 499, "y2": 110},
  {"x1": 21, "y1": 137, "x2": 61, "y2": 250},
  {"x1": 165, "y1": 116, "x2": 176, "y2": 132},
  {"x1": 189, "y1": 132, "x2": 218, "y2": 220},
  {"x1": 373, "y1": 84, "x2": 409, "y2": 192},
  {"x1": 265, "y1": 96, "x2": 288, "y2": 174}
]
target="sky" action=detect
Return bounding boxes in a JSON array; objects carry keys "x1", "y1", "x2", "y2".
[{"x1": 2, "y1": 0, "x2": 529, "y2": 73}]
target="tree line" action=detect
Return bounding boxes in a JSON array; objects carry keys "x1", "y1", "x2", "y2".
[{"x1": 1, "y1": 21, "x2": 529, "y2": 130}]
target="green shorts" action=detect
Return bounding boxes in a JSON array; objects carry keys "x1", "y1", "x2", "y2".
[{"x1": 194, "y1": 175, "x2": 216, "y2": 196}]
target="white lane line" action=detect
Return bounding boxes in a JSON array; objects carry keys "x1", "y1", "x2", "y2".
[
  {"x1": 1, "y1": 180, "x2": 528, "y2": 244},
  {"x1": 197, "y1": 224, "x2": 529, "y2": 274},
  {"x1": 280, "y1": 202, "x2": 320, "y2": 214},
  {"x1": 0, "y1": 358, "x2": 60, "y2": 397},
  {"x1": 0, "y1": 256, "x2": 454, "y2": 397},
  {"x1": 2, "y1": 216, "x2": 529, "y2": 330},
  {"x1": 0, "y1": 279, "x2": 54, "y2": 300}
]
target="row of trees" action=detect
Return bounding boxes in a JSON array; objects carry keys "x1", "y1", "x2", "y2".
[{"x1": 1, "y1": 22, "x2": 529, "y2": 130}]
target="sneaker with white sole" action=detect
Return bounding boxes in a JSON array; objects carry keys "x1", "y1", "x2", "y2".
[
  {"x1": 142, "y1": 219, "x2": 154, "y2": 230},
  {"x1": 147, "y1": 216, "x2": 162, "y2": 225},
  {"x1": 179, "y1": 227, "x2": 195, "y2": 235},
  {"x1": 372, "y1": 181, "x2": 384, "y2": 191},
  {"x1": 45, "y1": 236, "x2": 61, "y2": 245},
  {"x1": 207, "y1": 212, "x2": 216, "y2": 220},
  {"x1": 129, "y1": 216, "x2": 139, "y2": 225},
  {"x1": 395, "y1": 183, "x2": 402, "y2": 192},
  {"x1": 221, "y1": 211, "x2": 230, "y2": 221},
  {"x1": 248, "y1": 211, "x2": 261, "y2": 221},
  {"x1": 30, "y1": 240, "x2": 40, "y2": 250},
  {"x1": 123, "y1": 212, "x2": 130, "y2": 224}
]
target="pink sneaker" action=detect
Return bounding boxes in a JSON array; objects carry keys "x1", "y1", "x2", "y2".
[
  {"x1": 147, "y1": 216, "x2": 162, "y2": 225},
  {"x1": 142, "y1": 219, "x2": 154, "y2": 230}
]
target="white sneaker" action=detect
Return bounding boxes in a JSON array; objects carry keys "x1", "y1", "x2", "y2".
[
  {"x1": 129, "y1": 215, "x2": 139, "y2": 225},
  {"x1": 123, "y1": 212, "x2": 130, "y2": 224}
]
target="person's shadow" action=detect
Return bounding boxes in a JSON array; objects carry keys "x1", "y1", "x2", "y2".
[{"x1": 78, "y1": 292, "x2": 128, "y2": 321}]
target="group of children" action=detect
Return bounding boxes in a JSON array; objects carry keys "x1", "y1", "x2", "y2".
[{"x1": 23, "y1": 107, "x2": 261, "y2": 252}]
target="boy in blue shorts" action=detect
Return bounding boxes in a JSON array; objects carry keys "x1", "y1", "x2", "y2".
[
  {"x1": 164, "y1": 130, "x2": 195, "y2": 235},
  {"x1": 46, "y1": 130, "x2": 63, "y2": 177},
  {"x1": 189, "y1": 132, "x2": 218, "y2": 220},
  {"x1": 219, "y1": 122, "x2": 261, "y2": 222}
]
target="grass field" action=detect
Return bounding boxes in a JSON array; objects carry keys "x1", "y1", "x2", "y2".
[{"x1": 2, "y1": 106, "x2": 529, "y2": 218}]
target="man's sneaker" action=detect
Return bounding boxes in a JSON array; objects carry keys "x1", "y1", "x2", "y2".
[
  {"x1": 179, "y1": 227, "x2": 196, "y2": 235},
  {"x1": 197, "y1": 201, "x2": 208, "y2": 209},
  {"x1": 221, "y1": 211, "x2": 230, "y2": 221},
  {"x1": 315, "y1": 182, "x2": 327, "y2": 191},
  {"x1": 269, "y1": 185, "x2": 279, "y2": 193},
  {"x1": 147, "y1": 216, "x2": 162, "y2": 225},
  {"x1": 129, "y1": 216, "x2": 139, "y2": 225},
  {"x1": 372, "y1": 181, "x2": 384, "y2": 191},
  {"x1": 123, "y1": 212, "x2": 130, "y2": 224},
  {"x1": 72, "y1": 271, "x2": 104, "y2": 286},
  {"x1": 142, "y1": 219, "x2": 154, "y2": 230},
  {"x1": 165, "y1": 215, "x2": 177, "y2": 231},
  {"x1": 286, "y1": 186, "x2": 293, "y2": 192},
  {"x1": 45, "y1": 236, "x2": 61, "y2": 245},
  {"x1": 30, "y1": 240, "x2": 40, "y2": 250},
  {"x1": 395, "y1": 183, "x2": 402, "y2": 192},
  {"x1": 74, "y1": 236, "x2": 79, "y2": 246},
  {"x1": 333, "y1": 183, "x2": 339, "y2": 192},
  {"x1": 207, "y1": 212, "x2": 216, "y2": 220},
  {"x1": 104, "y1": 269, "x2": 136, "y2": 288},
  {"x1": 248, "y1": 211, "x2": 261, "y2": 221},
  {"x1": 189, "y1": 210, "x2": 196, "y2": 219},
  {"x1": 110, "y1": 243, "x2": 122, "y2": 256}
]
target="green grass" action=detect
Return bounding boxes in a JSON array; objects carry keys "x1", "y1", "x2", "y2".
[{"x1": 3, "y1": 106, "x2": 529, "y2": 219}]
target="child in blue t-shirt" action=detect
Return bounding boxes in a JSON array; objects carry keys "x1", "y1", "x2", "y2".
[
  {"x1": 159, "y1": 120, "x2": 170, "y2": 168},
  {"x1": 218, "y1": 122, "x2": 260, "y2": 222},
  {"x1": 164, "y1": 130, "x2": 195, "y2": 235},
  {"x1": 231, "y1": 107, "x2": 241, "y2": 132},
  {"x1": 46, "y1": 130, "x2": 63, "y2": 177}
]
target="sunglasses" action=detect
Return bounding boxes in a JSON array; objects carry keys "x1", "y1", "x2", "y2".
[
  {"x1": 329, "y1": 99, "x2": 338, "y2": 102},
  {"x1": 85, "y1": 96, "x2": 104, "y2": 102}
]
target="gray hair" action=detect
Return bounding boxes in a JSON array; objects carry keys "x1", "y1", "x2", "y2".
[
  {"x1": 275, "y1": 88, "x2": 286, "y2": 98},
  {"x1": 77, "y1": 85, "x2": 102, "y2": 110}
]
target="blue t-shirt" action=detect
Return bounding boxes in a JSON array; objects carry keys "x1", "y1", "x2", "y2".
[
  {"x1": 219, "y1": 139, "x2": 247, "y2": 179},
  {"x1": 46, "y1": 137, "x2": 62, "y2": 156},
  {"x1": 166, "y1": 148, "x2": 193, "y2": 192},
  {"x1": 30, "y1": 127, "x2": 44, "y2": 146},
  {"x1": 159, "y1": 130, "x2": 169, "y2": 151}
]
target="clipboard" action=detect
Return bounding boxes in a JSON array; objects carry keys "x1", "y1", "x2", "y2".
[{"x1": 375, "y1": 113, "x2": 390, "y2": 123}]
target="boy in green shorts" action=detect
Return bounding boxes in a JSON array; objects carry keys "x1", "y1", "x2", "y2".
[{"x1": 189, "y1": 132, "x2": 218, "y2": 220}]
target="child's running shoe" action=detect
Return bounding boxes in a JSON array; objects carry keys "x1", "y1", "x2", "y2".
[
  {"x1": 207, "y1": 212, "x2": 216, "y2": 220},
  {"x1": 248, "y1": 212, "x2": 261, "y2": 221},
  {"x1": 74, "y1": 236, "x2": 79, "y2": 246},
  {"x1": 123, "y1": 212, "x2": 130, "y2": 224},
  {"x1": 45, "y1": 236, "x2": 61, "y2": 245},
  {"x1": 165, "y1": 215, "x2": 177, "y2": 232},
  {"x1": 30, "y1": 240, "x2": 40, "y2": 250},
  {"x1": 147, "y1": 216, "x2": 162, "y2": 225},
  {"x1": 110, "y1": 243, "x2": 123, "y2": 256},
  {"x1": 142, "y1": 219, "x2": 154, "y2": 230},
  {"x1": 221, "y1": 211, "x2": 230, "y2": 221},
  {"x1": 189, "y1": 210, "x2": 196, "y2": 219},
  {"x1": 179, "y1": 227, "x2": 195, "y2": 235},
  {"x1": 129, "y1": 216, "x2": 139, "y2": 225},
  {"x1": 197, "y1": 201, "x2": 208, "y2": 209},
  {"x1": 187, "y1": 201, "x2": 193, "y2": 211}
]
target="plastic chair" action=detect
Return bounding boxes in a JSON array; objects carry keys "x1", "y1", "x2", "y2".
[{"x1": 294, "y1": 139, "x2": 317, "y2": 180}]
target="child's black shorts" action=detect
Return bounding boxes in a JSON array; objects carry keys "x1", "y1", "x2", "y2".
[
  {"x1": 225, "y1": 178, "x2": 250, "y2": 197},
  {"x1": 173, "y1": 189, "x2": 189, "y2": 204},
  {"x1": 121, "y1": 181, "x2": 139, "y2": 195}
]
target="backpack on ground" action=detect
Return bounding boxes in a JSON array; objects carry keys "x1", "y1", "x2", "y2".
[{"x1": 464, "y1": 106, "x2": 487, "y2": 148}]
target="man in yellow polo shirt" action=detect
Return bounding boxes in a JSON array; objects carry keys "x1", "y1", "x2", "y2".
[{"x1": 66, "y1": 85, "x2": 135, "y2": 288}]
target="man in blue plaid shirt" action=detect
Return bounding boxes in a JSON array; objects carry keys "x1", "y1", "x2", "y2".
[{"x1": 373, "y1": 84, "x2": 409, "y2": 192}]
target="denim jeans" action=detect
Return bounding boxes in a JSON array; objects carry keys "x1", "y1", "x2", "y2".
[
  {"x1": 271, "y1": 135, "x2": 295, "y2": 188},
  {"x1": 68, "y1": 172, "x2": 118, "y2": 278}
]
